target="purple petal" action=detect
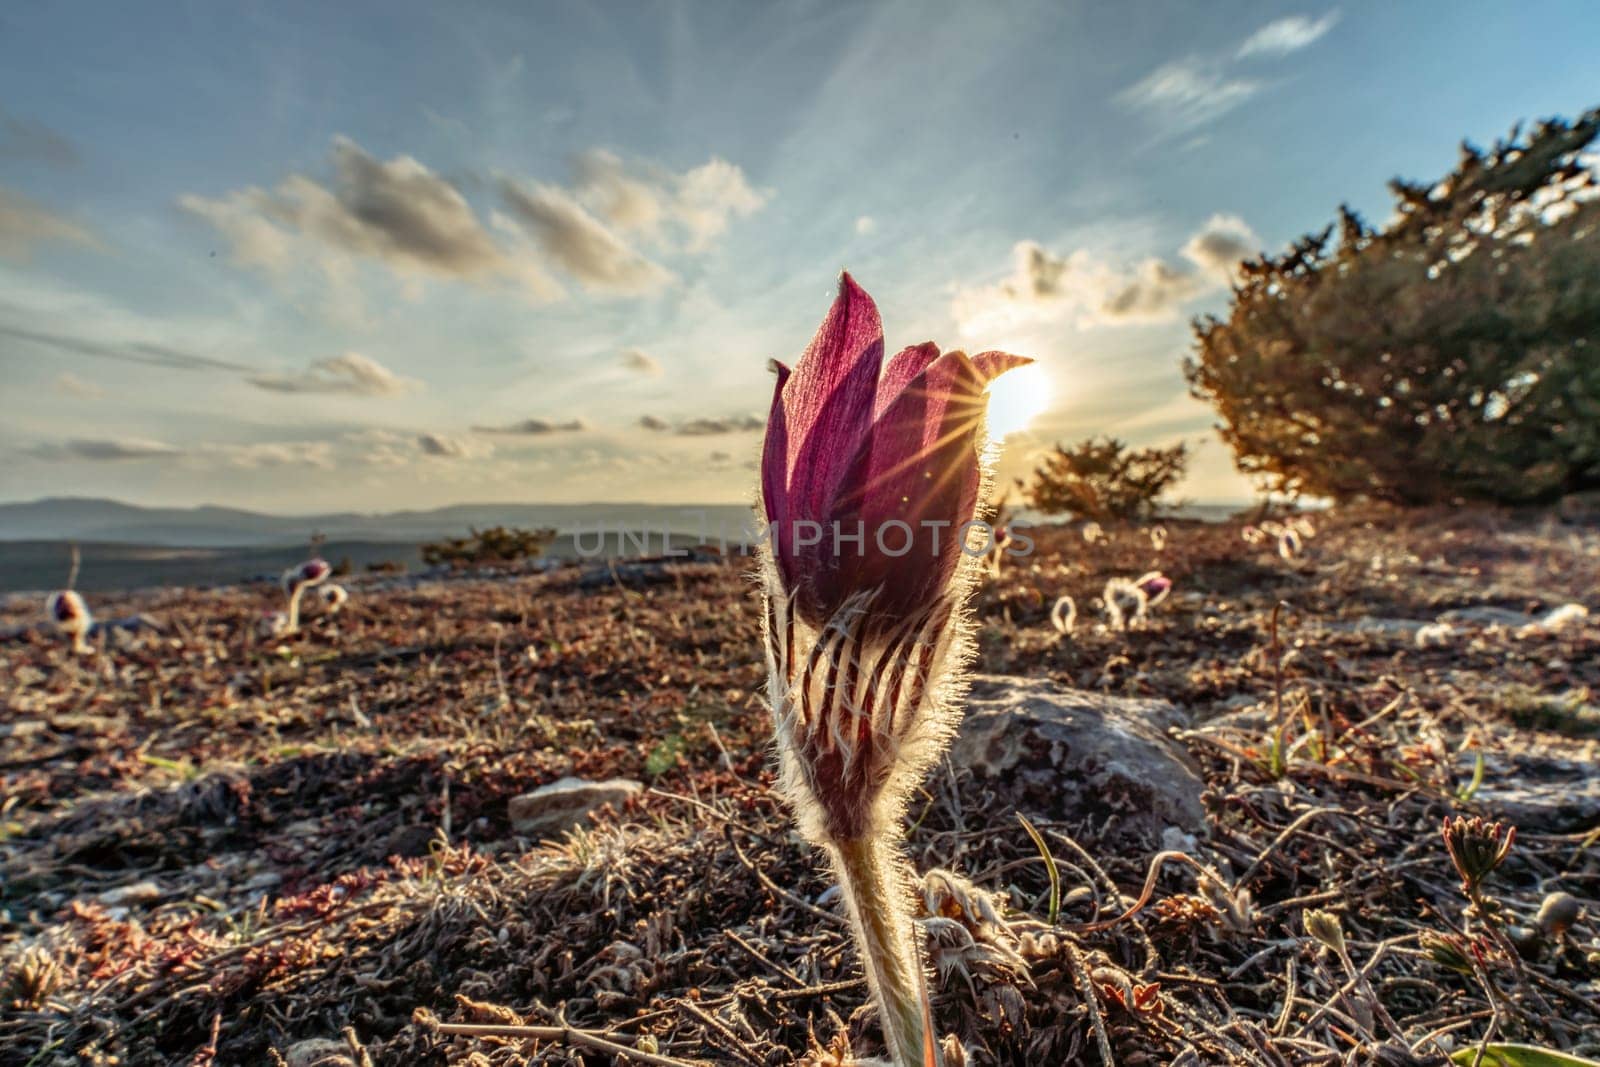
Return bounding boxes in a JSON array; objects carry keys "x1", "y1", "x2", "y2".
[
  {"x1": 970, "y1": 350, "x2": 1032, "y2": 383},
  {"x1": 818, "y1": 351, "x2": 990, "y2": 620},
  {"x1": 782, "y1": 273, "x2": 884, "y2": 524},
  {"x1": 761, "y1": 360, "x2": 795, "y2": 583},
  {"x1": 872, "y1": 341, "x2": 941, "y2": 421}
]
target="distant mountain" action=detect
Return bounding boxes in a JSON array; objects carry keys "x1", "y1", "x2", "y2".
[{"x1": 0, "y1": 497, "x2": 758, "y2": 548}]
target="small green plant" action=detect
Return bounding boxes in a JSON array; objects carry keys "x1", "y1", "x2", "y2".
[
  {"x1": 1455, "y1": 750, "x2": 1487, "y2": 803},
  {"x1": 1017, "y1": 812, "x2": 1061, "y2": 925},
  {"x1": 644, "y1": 732, "x2": 688, "y2": 777}
]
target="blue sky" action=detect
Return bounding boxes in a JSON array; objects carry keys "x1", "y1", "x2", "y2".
[{"x1": 1, "y1": 1, "x2": 1596, "y2": 512}]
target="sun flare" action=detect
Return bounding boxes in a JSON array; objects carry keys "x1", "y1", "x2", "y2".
[{"x1": 985, "y1": 362, "x2": 1051, "y2": 438}]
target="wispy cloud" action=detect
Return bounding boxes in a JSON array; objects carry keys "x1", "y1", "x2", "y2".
[
  {"x1": 27, "y1": 437, "x2": 183, "y2": 461},
  {"x1": 1237, "y1": 12, "x2": 1341, "y2": 59},
  {"x1": 210, "y1": 441, "x2": 336, "y2": 469},
  {"x1": 0, "y1": 187, "x2": 98, "y2": 259},
  {"x1": 472, "y1": 417, "x2": 589, "y2": 435},
  {"x1": 1117, "y1": 59, "x2": 1261, "y2": 134},
  {"x1": 674, "y1": 414, "x2": 765, "y2": 435},
  {"x1": 248, "y1": 352, "x2": 420, "y2": 396},
  {"x1": 620, "y1": 347, "x2": 663, "y2": 376},
  {"x1": 0, "y1": 322, "x2": 249, "y2": 372},
  {"x1": 0, "y1": 109, "x2": 80, "y2": 168},
  {"x1": 636, "y1": 412, "x2": 764, "y2": 435},
  {"x1": 1120, "y1": 10, "x2": 1338, "y2": 136},
  {"x1": 53, "y1": 372, "x2": 104, "y2": 398}
]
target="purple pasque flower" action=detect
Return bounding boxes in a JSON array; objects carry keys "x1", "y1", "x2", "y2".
[
  {"x1": 760, "y1": 273, "x2": 1028, "y2": 841},
  {"x1": 758, "y1": 274, "x2": 1028, "y2": 1067},
  {"x1": 46, "y1": 590, "x2": 94, "y2": 653},
  {"x1": 282, "y1": 558, "x2": 332, "y2": 594},
  {"x1": 281, "y1": 557, "x2": 332, "y2": 634},
  {"x1": 762, "y1": 272, "x2": 1028, "y2": 631},
  {"x1": 1135, "y1": 570, "x2": 1172, "y2": 606}
]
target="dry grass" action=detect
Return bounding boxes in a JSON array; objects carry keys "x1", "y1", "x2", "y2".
[{"x1": 2, "y1": 507, "x2": 1597, "y2": 1065}]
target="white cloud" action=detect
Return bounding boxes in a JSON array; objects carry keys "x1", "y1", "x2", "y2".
[
  {"x1": 952, "y1": 214, "x2": 1259, "y2": 332},
  {"x1": 572, "y1": 149, "x2": 770, "y2": 253},
  {"x1": 1237, "y1": 12, "x2": 1341, "y2": 59},
  {"x1": 621, "y1": 347, "x2": 663, "y2": 376},
  {"x1": 248, "y1": 352, "x2": 420, "y2": 396},
  {"x1": 855, "y1": 215, "x2": 876, "y2": 236},
  {"x1": 672, "y1": 158, "x2": 770, "y2": 252}
]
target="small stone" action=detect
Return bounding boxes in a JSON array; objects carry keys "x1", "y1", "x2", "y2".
[
  {"x1": 283, "y1": 1039, "x2": 357, "y2": 1067},
  {"x1": 1537, "y1": 891, "x2": 1582, "y2": 938},
  {"x1": 1459, "y1": 748, "x2": 1600, "y2": 832},
  {"x1": 96, "y1": 881, "x2": 162, "y2": 906},
  {"x1": 1436, "y1": 606, "x2": 1537, "y2": 630},
  {"x1": 508, "y1": 776, "x2": 643, "y2": 839}
]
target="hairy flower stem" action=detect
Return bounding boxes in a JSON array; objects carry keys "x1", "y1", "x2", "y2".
[
  {"x1": 286, "y1": 587, "x2": 306, "y2": 634},
  {"x1": 830, "y1": 834, "x2": 940, "y2": 1067}
]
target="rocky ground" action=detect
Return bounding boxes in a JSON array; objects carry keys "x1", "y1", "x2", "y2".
[{"x1": 1, "y1": 508, "x2": 1597, "y2": 1066}]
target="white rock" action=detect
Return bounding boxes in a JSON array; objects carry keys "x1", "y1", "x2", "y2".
[
  {"x1": 509, "y1": 776, "x2": 643, "y2": 839},
  {"x1": 950, "y1": 675, "x2": 1206, "y2": 846}
]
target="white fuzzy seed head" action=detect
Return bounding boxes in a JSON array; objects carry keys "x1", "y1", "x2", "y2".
[
  {"x1": 46, "y1": 590, "x2": 93, "y2": 652},
  {"x1": 1049, "y1": 594, "x2": 1077, "y2": 634},
  {"x1": 320, "y1": 583, "x2": 349, "y2": 613},
  {"x1": 1101, "y1": 577, "x2": 1149, "y2": 631}
]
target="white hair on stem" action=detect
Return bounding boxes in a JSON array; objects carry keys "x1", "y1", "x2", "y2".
[
  {"x1": 281, "y1": 558, "x2": 332, "y2": 634},
  {"x1": 1049, "y1": 594, "x2": 1077, "y2": 634},
  {"x1": 757, "y1": 454, "x2": 1000, "y2": 1067}
]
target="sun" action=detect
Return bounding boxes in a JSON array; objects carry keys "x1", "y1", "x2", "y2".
[{"x1": 985, "y1": 362, "x2": 1052, "y2": 438}]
